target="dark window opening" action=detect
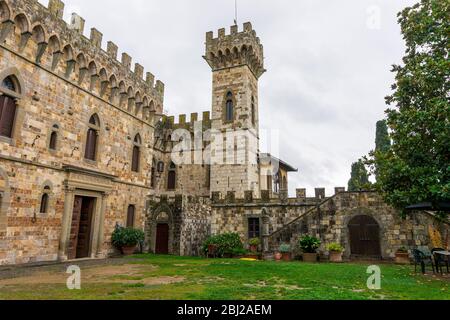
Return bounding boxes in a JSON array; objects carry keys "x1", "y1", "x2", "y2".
[
  {"x1": 132, "y1": 146, "x2": 140, "y2": 172},
  {"x1": 2, "y1": 77, "x2": 15, "y2": 91},
  {"x1": 225, "y1": 91, "x2": 234, "y2": 122},
  {"x1": 251, "y1": 96, "x2": 256, "y2": 126},
  {"x1": 167, "y1": 162, "x2": 176, "y2": 190},
  {"x1": 49, "y1": 131, "x2": 57, "y2": 150},
  {"x1": 85, "y1": 128, "x2": 97, "y2": 160},
  {"x1": 40, "y1": 193, "x2": 49, "y2": 214},
  {"x1": 248, "y1": 218, "x2": 260, "y2": 239},
  {"x1": 0, "y1": 95, "x2": 17, "y2": 138},
  {"x1": 126, "y1": 205, "x2": 135, "y2": 228}
]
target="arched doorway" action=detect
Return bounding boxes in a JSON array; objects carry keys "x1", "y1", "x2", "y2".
[{"x1": 348, "y1": 215, "x2": 381, "y2": 258}]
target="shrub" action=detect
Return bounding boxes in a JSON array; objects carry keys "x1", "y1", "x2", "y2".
[
  {"x1": 249, "y1": 238, "x2": 261, "y2": 246},
  {"x1": 279, "y1": 244, "x2": 291, "y2": 253},
  {"x1": 111, "y1": 227, "x2": 145, "y2": 248},
  {"x1": 396, "y1": 247, "x2": 408, "y2": 253},
  {"x1": 327, "y1": 242, "x2": 344, "y2": 253},
  {"x1": 299, "y1": 235, "x2": 321, "y2": 253},
  {"x1": 202, "y1": 233, "x2": 244, "y2": 257}
]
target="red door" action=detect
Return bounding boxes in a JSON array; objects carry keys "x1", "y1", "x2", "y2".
[{"x1": 155, "y1": 224, "x2": 169, "y2": 254}]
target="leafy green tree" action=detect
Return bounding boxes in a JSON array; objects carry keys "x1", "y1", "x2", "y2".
[
  {"x1": 375, "y1": 120, "x2": 391, "y2": 153},
  {"x1": 368, "y1": 0, "x2": 450, "y2": 212},
  {"x1": 348, "y1": 160, "x2": 371, "y2": 192}
]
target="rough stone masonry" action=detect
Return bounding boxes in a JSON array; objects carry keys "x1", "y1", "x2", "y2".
[{"x1": 0, "y1": 0, "x2": 447, "y2": 266}]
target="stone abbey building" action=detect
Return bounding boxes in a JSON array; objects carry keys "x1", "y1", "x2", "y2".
[{"x1": 0, "y1": 0, "x2": 447, "y2": 265}]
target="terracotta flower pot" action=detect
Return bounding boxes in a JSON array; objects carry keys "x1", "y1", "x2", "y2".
[
  {"x1": 250, "y1": 245, "x2": 258, "y2": 253},
  {"x1": 274, "y1": 253, "x2": 283, "y2": 261},
  {"x1": 282, "y1": 253, "x2": 292, "y2": 261},
  {"x1": 121, "y1": 245, "x2": 137, "y2": 256},
  {"x1": 302, "y1": 253, "x2": 318, "y2": 263},
  {"x1": 395, "y1": 252, "x2": 410, "y2": 265},
  {"x1": 329, "y1": 251, "x2": 343, "y2": 263}
]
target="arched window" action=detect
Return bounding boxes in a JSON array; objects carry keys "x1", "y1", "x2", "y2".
[
  {"x1": 126, "y1": 204, "x2": 135, "y2": 228},
  {"x1": 131, "y1": 134, "x2": 141, "y2": 172},
  {"x1": 167, "y1": 162, "x2": 176, "y2": 190},
  {"x1": 49, "y1": 124, "x2": 59, "y2": 151},
  {"x1": 251, "y1": 96, "x2": 256, "y2": 126},
  {"x1": 39, "y1": 186, "x2": 51, "y2": 214},
  {"x1": 225, "y1": 91, "x2": 234, "y2": 122},
  {"x1": 0, "y1": 76, "x2": 19, "y2": 138},
  {"x1": 85, "y1": 114, "x2": 100, "y2": 161}
]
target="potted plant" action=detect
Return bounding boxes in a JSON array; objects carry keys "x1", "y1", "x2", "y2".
[
  {"x1": 299, "y1": 235, "x2": 321, "y2": 263},
  {"x1": 327, "y1": 243, "x2": 344, "y2": 263},
  {"x1": 111, "y1": 226, "x2": 145, "y2": 256},
  {"x1": 279, "y1": 244, "x2": 292, "y2": 261},
  {"x1": 274, "y1": 252, "x2": 283, "y2": 261},
  {"x1": 395, "y1": 247, "x2": 410, "y2": 265},
  {"x1": 249, "y1": 238, "x2": 261, "y2": 253}
]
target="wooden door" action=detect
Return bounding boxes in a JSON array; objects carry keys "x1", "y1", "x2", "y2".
[
  {"x1": 155, "y1": 223, "x2": 169, "y2": 254},
  {"x1": 68, "y1": 196, "x2": 83, "y2": 260},
  {"x1": 76, "y1": 197, "x2": 95, "y2": 259},
  {"x1": 349, "y1": 215, "x2": 381, "y2": 257}
]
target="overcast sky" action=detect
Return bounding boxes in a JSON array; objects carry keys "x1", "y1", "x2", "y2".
[{"x1": 38, "y1": 0, "x2": 416, "y2": 196}]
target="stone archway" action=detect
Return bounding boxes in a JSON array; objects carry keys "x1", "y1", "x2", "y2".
[
  {"x1": 147, "y1": 204, "x2": 174, "y2": 255},
  {"x1": 348, "y1": 215, "x2": 382, "y2": 258}
]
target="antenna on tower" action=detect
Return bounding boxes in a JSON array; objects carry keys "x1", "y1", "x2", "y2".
[{"x1": 234, "y1": 0, "x2": 238, "y2": 26}]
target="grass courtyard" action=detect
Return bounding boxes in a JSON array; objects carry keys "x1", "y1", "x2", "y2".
[{"x1": 0, "y1": 254, "x2": 448, "y2": 300}]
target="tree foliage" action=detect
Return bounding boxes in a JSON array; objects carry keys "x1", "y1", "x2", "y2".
[
  {"x1": 348, "y1": 160, "x2": 371, "y2": 192},
  {"x1": 375, "y1": 120, "x2": 391, "y2": 153},
  {"x1": 367, "y1": 0, "x2": 450, "y2": 212}
]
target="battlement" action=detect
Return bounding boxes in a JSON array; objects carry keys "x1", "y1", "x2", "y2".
[
  {"x1": 0, "y1": 0, "x2": 165, "y2": 120},
  {"x1": 162, "y1": 111, "x2": 212, "y2": 130},
  {"x1": 204, "y1": 22, "x2": 265, "y2": 79},
  {"x1": 211, "y1": 187, "x2": 348, "y2": 206}
]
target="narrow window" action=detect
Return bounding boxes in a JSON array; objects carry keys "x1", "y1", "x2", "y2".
[
  {"x1": 0, "y1": 76, "x2": 18, "y2": 138},
  {"x1": 49, "y1": 130, "x2": 58, "y2": 150},
  {"x1": 251, "y1": 96, "x2": 256, "y2": 126},
  {"x1": 225, "y1": 91, "x2": 234, "y2": 122},
  {"x1": 266, "y1": 175, "x2": 272, "y2": 192},
  {"x1": 39, "y1": 186, "x2": 51, "y2": 214},
  {"x1": 248, "y1": 218, "x2": 260, "y2": 239},
  {"x1": 126, "y1": 205, "x2": 135, "y2": 228},
  {"x1": 85, "y1": 114, "x2": 100, "y2": 161},
  {"x1": 167, "y1": 162, "x2": 176, "y2": 190},
  {"x1": 131, "y1": 134, "x2": 141, "y2": 172},
  {"x1": 151, "y1": 160, "x2": 156, "y2": 188}
]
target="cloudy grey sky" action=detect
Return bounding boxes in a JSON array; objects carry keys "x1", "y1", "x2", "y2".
[{"x1": 38, "y1": 0, "x2": 416, "y2": 196}]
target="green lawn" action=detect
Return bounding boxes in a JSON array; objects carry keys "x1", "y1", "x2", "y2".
[{"x1": 0, "y1": 254, "x2": 448, "y2": 300}]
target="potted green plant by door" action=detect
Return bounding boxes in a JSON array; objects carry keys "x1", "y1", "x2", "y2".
[
  {"x1": 111, "y1": 226, "x2": 145, "y2": 256},
  {"x1": 327, "y1": 243, "x2": 344, "y2": 263},
  {"x1": 299, "y1": 235, "x2": 321, "y2": 263},
  {"x1": 279, "y1": 244, "x2": 292, "y2": 261},
  {"x1": 395, "y1": 247, "x2": 410, "y2": 265},
  {"x1": 249, "y1": 238, "x2": 261, "y2": 253}
]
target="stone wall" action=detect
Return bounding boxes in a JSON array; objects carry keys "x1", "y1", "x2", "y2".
[
  {"x1": 0, "y1": 0, "x2": 163, "y2": 265},
  {"x1": 145, "y1": 195, "x2": 211, "y2": 256}
]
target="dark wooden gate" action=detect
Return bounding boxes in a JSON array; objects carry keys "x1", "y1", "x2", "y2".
[
  {"x1": 68, "y1": 196, "x2": 95, "y2": 260},
  {"x1": 348, "y1": 215, "x2": 381, "y2": 257},
  {"x1": 155, "y1": 223, "x2": 169, "y2": 254}
]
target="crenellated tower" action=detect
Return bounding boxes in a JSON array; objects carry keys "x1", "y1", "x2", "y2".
[{"x1": 204, "y1": 22, "x2": 266, "y2": 198}]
